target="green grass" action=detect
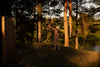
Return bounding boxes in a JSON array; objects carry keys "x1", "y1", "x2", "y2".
[{"x1": 12, "y1": 43, "x2": 100, "y2": 67}]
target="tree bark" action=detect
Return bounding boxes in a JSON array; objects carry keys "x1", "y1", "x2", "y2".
[
  {"x1": 75, "y1": 0, "x2": 78, "y2": 49},
  {"x1": 64, "y1": 0, "x2": 69, "y2": 47},
  {"x1": 37, "y1": 1, "x2": 42, "y2": 43},
  {"x1": 69, "y1": 0, "x2": 72, "y2": 38}
]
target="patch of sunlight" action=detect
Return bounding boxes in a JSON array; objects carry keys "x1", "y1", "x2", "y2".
[{"x1": 68, "y1": 50, "x2": 99, "y2": 67}]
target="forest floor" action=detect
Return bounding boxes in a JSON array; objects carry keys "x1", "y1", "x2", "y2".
[{"x1": 12, "y1": 43, "x2": 100, "y2": 67}]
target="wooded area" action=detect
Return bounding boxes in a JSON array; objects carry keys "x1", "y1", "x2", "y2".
[{"x1": 0, "y1": 0, "x2": 100, "y2": 67}]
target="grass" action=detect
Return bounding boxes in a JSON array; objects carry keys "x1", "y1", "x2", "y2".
[{"x1": 12, "y1": 43, "x2": 100, "y2": 67}]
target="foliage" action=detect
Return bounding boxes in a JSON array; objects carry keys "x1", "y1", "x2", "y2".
[
  {"x1": 16, "y1": 15, "x2": 36, "y2": 44},
  {"x1": 41, "y1": 17, "x2": 64, "y2": 45},
  {"x1": 2, "y1": 0, "x2": 100, "y2": 46},
  {"x1": 86, "y1": 34, "x2": 99, "y2": 45}
]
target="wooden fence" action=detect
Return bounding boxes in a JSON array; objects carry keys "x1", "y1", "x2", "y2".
[{"x1": 1, "y1": 16, "x2": 16, "y2": 67}]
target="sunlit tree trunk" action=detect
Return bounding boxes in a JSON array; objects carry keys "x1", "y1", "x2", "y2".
[
  {"x1": 37, "y1": 0, "x2": 42, "y2": 43},
  {"x1": 69, "y1": 0, "x2": 72, "y2": 38},
  {"x1": 1, "y1": 16, "x2": 6, "y2": 67},
  {"x1": 75, "y1": 0, "x2": 78, "y2": 49},
  {"x1": 64, "y1": 0, "x2": 69, "y2": 47}
]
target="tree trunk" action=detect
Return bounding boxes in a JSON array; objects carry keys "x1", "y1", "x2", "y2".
[
  {"x1": 38, "y1": 20, "x2": 41, "y2": 43},
  {"x1": 75, "y1": 0, "x2": 78, "y2": 49},
  {"x1": 69, "y1": 0, "x2": 72, "y2": 38},
  {"x1": 37, "y1": 1, "x2": 42, "y2": 43},
  {"x1": 75, "y1": 19, "x2": 78, "y2": 49},
  {"x1": 64, "y1": 0, "x2": 69, "y2": 47}
]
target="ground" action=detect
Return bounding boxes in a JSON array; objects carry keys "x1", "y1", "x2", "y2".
[{"x1": 12, "y1": 43, "x2": 100, "y2": 67}]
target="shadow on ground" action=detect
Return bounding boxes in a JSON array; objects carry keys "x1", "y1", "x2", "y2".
[{"x1": 11, "y1": 43, "x2": 100, "y2": 67}]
